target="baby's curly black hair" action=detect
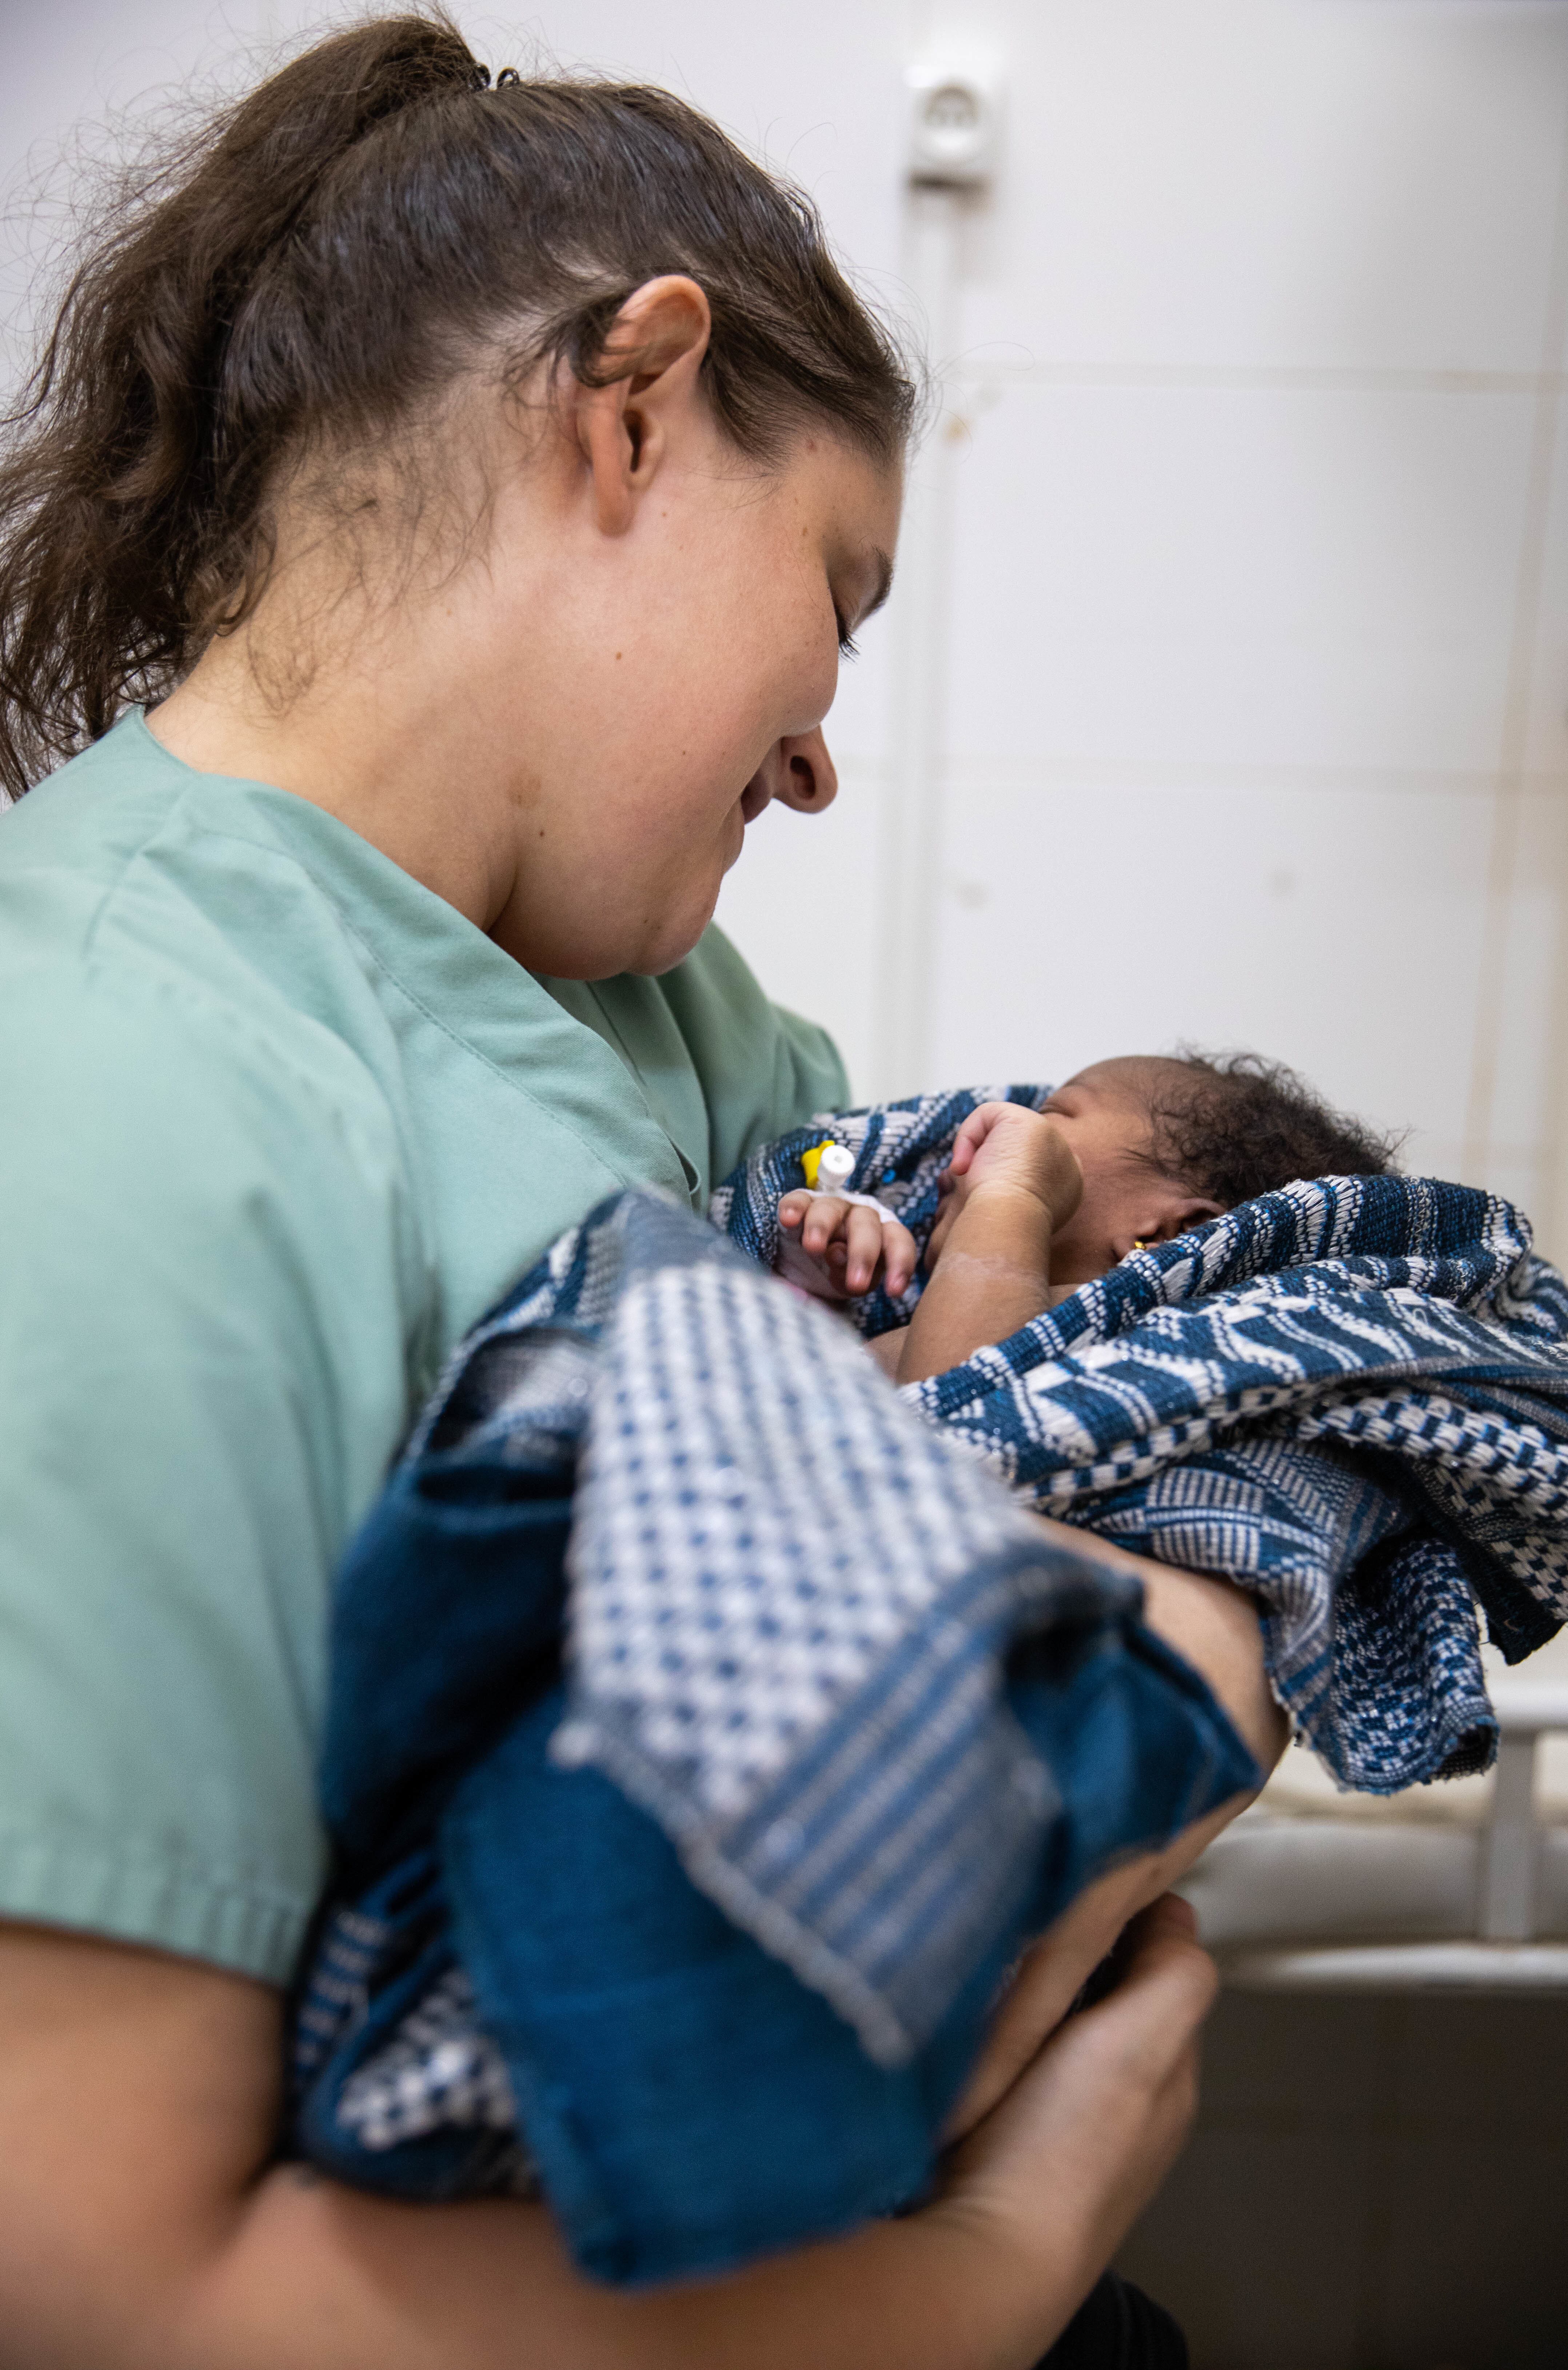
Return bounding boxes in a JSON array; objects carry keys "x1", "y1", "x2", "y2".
[{"x1": 1143, "y1": 1050, "x2": 1403, "y2": 1209}]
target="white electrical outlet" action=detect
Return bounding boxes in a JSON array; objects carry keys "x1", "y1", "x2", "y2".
[{"x1": 906, "y1": 56, "x2": 1003, "y2": 188}]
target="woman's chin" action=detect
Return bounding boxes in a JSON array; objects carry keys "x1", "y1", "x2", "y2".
[
  {"x1": 633, "y1": 893, "x2": 723, "y2": 978},
  {"x1": 490, "y1": 878, "x2": 720, "y2": 979}
]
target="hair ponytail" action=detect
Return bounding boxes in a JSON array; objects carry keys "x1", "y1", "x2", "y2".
[{"x1": 0, "y1": 12, "x2": 913, "y2": 797}]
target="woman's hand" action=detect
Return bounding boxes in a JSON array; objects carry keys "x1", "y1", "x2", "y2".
[
  {"x1": 942, "y1": 1798, "x2": 1249, "y2": 2147},
  {"x1": 944, "y1": 1533, "x2": 1286, "y2": 2144},
  {"x1": 934, "y1": 1897, "x2": 1216, "y2": 2293},
  {"x1": 777, "y1": 1190, "x2": 919, "y2": 1300}
]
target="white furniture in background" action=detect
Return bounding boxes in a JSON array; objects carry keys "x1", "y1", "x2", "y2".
[{"x1": 1183, "y1": 1679, "x2": 1568, "y2": 1994}]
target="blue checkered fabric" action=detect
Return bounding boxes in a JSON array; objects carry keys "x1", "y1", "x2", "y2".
[
  {"x1": 367, "y1": 1191, "x2": 1151, "y2": 2067},
  {"x1": 715, "y1": 1087, "x2": 1568, "y2": 1790}
]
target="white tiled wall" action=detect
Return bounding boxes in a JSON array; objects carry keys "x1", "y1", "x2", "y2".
[
  {"x1": 1118, "y1": 1986, "x2": 1568, "y2": 2369},
  {"x1": 7, "y1": 1, "x2": 1568, "y2": 1246},
  {"x1": 720, "y1": 0, "x2": 1568, "y2": 1262}
]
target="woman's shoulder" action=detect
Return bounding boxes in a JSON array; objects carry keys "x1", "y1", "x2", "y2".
[{"x1": 1, "y1": 716, "x2": 416, "y2": 1153}]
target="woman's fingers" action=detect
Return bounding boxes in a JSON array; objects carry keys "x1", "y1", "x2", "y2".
[
  {"x1": 941, "y1": 1895, "x2": 1218, "y2": 2277},
  {"x1": 943, "y1": 1885, "x2": 1207, "y2": 2149},
  {"x1": 1137, "y1": 1891, "x2": 1200, "y2": 1946},
  {"x1": 1098, "y1": 1896, "x2": 1217, "y2": 2061}
]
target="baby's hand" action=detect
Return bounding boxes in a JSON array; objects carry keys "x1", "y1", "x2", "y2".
[
  {"x1": 777, "y1": 1191, "x2": 919, "y2": 1302},
  {"x1": 948, "y1": 1102, "x2": 1084, "y2": 1221},
  {"x1": 927, "y1": 1104, "x2": 1084, "y2": 1267}
]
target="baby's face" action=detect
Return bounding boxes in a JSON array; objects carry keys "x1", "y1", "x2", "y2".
[
  {"x1": 1033, "y1": 1058, "x2": 1181, "y2": 1290},
  {"x1": 922, "y1": 1057, "x2": 1217, "y2": 1293}
]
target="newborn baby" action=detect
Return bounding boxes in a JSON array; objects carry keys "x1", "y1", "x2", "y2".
[{"x1": 778, "y1": 1052, "x2": 1398, "y2": 1387}]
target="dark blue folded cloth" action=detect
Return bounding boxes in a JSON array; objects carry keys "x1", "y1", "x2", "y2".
[{"x1": 292, "y1": 1189, "x2": 1255, "y2": 2283}]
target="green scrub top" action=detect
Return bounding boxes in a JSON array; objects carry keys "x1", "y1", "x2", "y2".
[{"x1": 0, "y1": 713, "x2": 846, "y2": 1985}]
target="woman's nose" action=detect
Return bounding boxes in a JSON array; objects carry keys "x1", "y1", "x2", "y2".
[{"x1": 752, "y1": 728, "x2": 839, "y2": 817}]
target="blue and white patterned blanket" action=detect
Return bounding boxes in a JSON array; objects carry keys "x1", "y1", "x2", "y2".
[
  {"x1": 330, "y1": 1191, "x2": 1170, "y2": 2068},
  {"x1": 292, "y1": 1086, "x2": 1568, "y2": 2277},
  {"x1": 292, "y1": 1186, "x2": 1252, "y2": 2281},
  {"x1": 715, "y1": 1085, "x2": 1568, "y2": 1791}
]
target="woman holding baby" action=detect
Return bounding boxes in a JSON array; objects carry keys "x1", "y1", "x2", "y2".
[{"x1": 0, "y1": 17, "x2": 1281, "y2": 2365}]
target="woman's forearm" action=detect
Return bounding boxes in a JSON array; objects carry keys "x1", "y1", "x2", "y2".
[
  {"x1": 211, "y1": 1895, "x2": 1218, "y2": 2370},
  {"x1": 0, "y1": 1925, "x2": 1138, "y2": 2370},
  {"x1": 0, "y1": 1551, "x2": 1280, "y2": 2370},
  {"x1": 192, "y1": 1539, "x2": 1285, "y2": 2368},
  {"x1": 179, "y1": 2162, "x2": 1083, "y2": 2370}
]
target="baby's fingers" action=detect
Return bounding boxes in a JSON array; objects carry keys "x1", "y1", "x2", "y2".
[
  {"x1": 776, "y1": 1193, "x2": 915, "y2": 1300},
  {"x1": 946, "y1": 1101, "x2": 1011, "y2": 1178},
  {"x1": 799, "y1": 1196, "x2": 853, "y2": 1258},
  {"x1": 879, "y1": 1219, "x2": 919, "y2": 1300},
  {"x1": 841, "y1": 1205, "x2": 888, "y2": 1294}
]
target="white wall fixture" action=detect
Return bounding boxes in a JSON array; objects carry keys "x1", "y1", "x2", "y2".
[
  {"x1": 872, "y1": 52, "x2": 1004, "y2": 1099},
  {"x1": 1462, "y1": 118, "x2": 1568, "y2": 1258},
  {"x1": 905, "y1": 57, "x2": 1004, "y2": 192}
]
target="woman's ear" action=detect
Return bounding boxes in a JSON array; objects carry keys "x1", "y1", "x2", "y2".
[
  {"x1": 572, "y1": 275, "x2": 713, "y2": 536},
  {"x1": 1114, "y1": 1192, "x2": 1225, "y2": 1260}
]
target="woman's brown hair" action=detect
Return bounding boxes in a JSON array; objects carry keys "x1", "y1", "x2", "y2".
[{"x1": 0, "y1": 11, "x2": 915, "y2": 797}]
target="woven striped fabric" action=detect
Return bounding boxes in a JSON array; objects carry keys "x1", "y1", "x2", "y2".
[
  {"x1": 714, "y1": 1087, "x2": 1568, "y2": 1791},
  {"x1": 376, "y1": 1190, "x2": 1136, "y2": 2065},
  {"x1": 290, "y1": 1183, "x2": 1254, "y2": 2259}
]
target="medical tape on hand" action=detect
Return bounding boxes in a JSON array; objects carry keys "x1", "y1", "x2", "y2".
[{"x1": 801, "y1": 1188, "x2": 903, "y2": 1228}]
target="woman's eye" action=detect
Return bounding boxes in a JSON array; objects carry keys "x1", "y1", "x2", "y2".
[{"x1": 834, "y1": 608, "x2": 859, "y2": 660}]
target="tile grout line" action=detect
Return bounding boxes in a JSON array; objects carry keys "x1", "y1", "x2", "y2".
[
  {"x1": 829, "y1": 757, "x2": 1568, "y2": 792},
  {"x1": 951, "y1": 361, "x2": 1568, "y2": 398},
  {"x1": 935, "y1": 760, "x2": 1568, "y2": 797},
  {"x1": 1351, "y1": 1998, "x2": 1408, "y2": 2370},
  {"x1": 1462, "y1": 86, "x2": 1568, "y2": 1196}
]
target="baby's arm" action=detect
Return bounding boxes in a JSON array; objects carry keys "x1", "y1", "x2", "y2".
[{"x1": 895, "y1": 1105, "x2": 1082, "y2": 1387}]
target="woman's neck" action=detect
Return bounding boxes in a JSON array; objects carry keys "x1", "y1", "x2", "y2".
[{"x1": 149, "y1": 595, "x2": 527, "y2": 937}]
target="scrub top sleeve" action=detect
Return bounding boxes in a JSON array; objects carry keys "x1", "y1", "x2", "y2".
[
  {"x1": 660, "y1": 926, "x2": 851, "y2": 1186},
  {"x1": 0, "y1": 986, "x2": 418, "y2": 1986}
]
